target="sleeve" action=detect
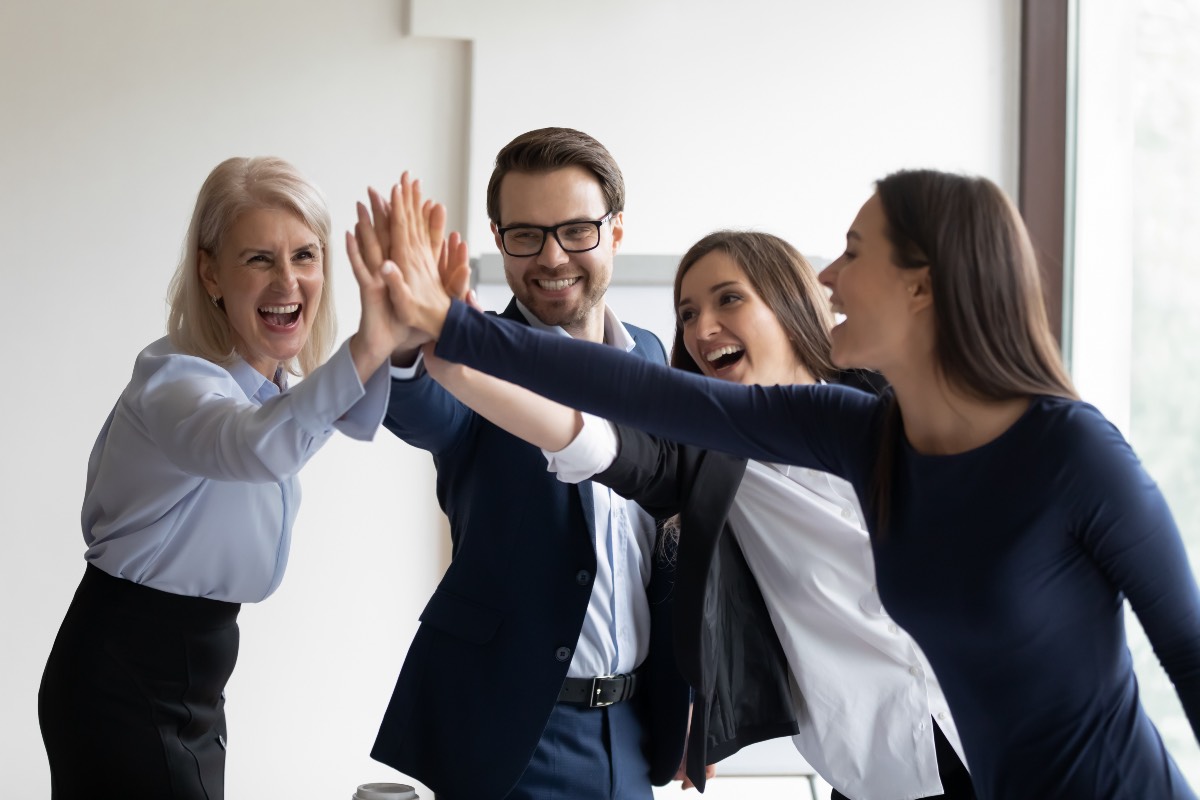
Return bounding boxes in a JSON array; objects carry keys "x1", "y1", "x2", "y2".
[
  {"x1": 593, "y1": 423, "x2": 690, "y2": 520},
  {"x1": 434, "y1": 299, "x2": 878, "y2": 479},
  {"x1": 542, "y1": 413, "x2": 618, "y2": 484},
  {"x1": 382, "y1": 364, "x2": 475, "y2": 456},
  {"x1": 133, "y1": 338, "x2": 371, "y2": 483},
  {"x1": 335, "y1": 356, "x2": 391, "y2": 441},
  {"x1": 1071, "y1": 407, "x2": 1200, "y2": 738}
]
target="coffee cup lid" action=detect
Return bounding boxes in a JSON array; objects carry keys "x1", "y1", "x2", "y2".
[{"x1": 353, "y1": 782, "x2": 417, "y2": 800}]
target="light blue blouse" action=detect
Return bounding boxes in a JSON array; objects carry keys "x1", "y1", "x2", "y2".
[{"x1": 81, "y1": 336, "x2": 389, "y2": 603}]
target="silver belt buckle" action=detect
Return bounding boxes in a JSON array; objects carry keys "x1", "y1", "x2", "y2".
[{"x1": 589, "y1": 674, "x2": 618, "y2": 708}]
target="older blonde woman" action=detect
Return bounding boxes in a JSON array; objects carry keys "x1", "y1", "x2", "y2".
[{"x1": 38, "y1": 157, "x2": 424, "y2": 799}]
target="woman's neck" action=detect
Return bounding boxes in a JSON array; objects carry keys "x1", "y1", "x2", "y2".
[{"x1": 887, "y1": 363, "x2": 1031, "y2": 456}]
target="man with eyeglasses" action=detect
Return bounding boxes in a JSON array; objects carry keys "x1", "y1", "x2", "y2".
[{"x1": 370, "y1": 128, "x2": 689, "y2": 799}]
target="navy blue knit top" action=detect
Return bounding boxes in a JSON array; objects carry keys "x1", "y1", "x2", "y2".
[{"x1": 435, "y1": 300, "x2": 1200, "y2": 798}]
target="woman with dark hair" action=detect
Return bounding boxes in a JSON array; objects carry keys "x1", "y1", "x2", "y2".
[{"x1": 387, "y1": 169, "x2": 1200, "y2": 799}]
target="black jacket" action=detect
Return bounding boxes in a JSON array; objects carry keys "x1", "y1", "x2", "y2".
[{"x1": 596, "y1": 424, "x2": 797, "y2": 791}]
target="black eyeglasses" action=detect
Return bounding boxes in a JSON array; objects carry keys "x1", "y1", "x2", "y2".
[{"x1": 497, "y1": 213, "x2": 614, "y2": 257}]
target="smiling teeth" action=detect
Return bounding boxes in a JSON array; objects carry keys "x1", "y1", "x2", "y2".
[
  {"x1": 260, "y1": 304, "x2": 300, "y2": 313},
  {"x1": 705, "y1": 345, "x2": 744, "y2": 362},
  {"x1": 536, "y1": 278, "x2": 579, "y2": 291}
]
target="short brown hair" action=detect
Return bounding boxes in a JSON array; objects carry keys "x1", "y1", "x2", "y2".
[
  {"x1": 485, "y1": 127, "x2": 624, "y2": 224},
  {"x1": 166, "y1": 156, "x2": 335, "y2": 376},
  {"x1": 670, "y1": 230, "x2": 836, "y2": 382}
]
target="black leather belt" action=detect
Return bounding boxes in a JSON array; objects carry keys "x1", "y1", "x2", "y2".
[{"x1": 558, "y1": 669, "x2": 641, "y2": 708}]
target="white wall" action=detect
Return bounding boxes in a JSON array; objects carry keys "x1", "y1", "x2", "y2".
[
  {"x1": 413, "y1": 0, "x2": 1020, "y2": 262},
  {"x1": 0, "y1": 0, "x2": 1019, "y2": 796}
]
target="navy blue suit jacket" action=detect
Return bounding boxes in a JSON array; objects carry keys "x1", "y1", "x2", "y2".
[{"x1": 371, "y1": 301, "x2": 690, "y2": 799}]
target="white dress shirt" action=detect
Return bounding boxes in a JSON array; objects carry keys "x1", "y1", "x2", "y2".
[
  {"x1": 545, "y1": 415, "x2": 967, "y2": 800},
  {"x1": 394, "y1": 302, "x2": 656, "y2": 678},
  {"x1": 83, "y1": 336, "x2": 389, "y2": 603}
]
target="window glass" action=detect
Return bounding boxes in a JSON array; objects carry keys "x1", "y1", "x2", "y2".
[{"x1": 1129, "y1": 0, "x2": 1200, "y2": 778}]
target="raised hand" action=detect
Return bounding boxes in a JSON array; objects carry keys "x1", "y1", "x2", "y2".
[
  {"x1": 345, "y1": 172, "x2": 453, "y2": 379},
  {"x1": 439, "y1": 231, "x2": 475, "y2": 307},
  {"x1": 381, "y1": 173, "x2": 460, "y2": 341},
  {"x1": 422, "y1": 229, "x2": 476, "y2": 372}
]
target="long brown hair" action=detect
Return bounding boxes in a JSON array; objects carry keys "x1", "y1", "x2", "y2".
[
  {"x1": 870, "y1": 169, "x2": 1077, "y2": 531},
  {"x1": 670, "y1": 230, "x2": 836, "y2": 382},
  {"x1": 660, "y1": 231, "x2": 835, "y2": 553}
]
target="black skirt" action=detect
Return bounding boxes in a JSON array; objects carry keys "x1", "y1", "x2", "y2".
[{"x1": 39, "y1": 564, "x2": 241, "y2": 800}]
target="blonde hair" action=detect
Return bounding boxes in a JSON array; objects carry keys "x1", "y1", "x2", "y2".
[{"x1": 166, "y1": 156, "x2": 335, "y2": 376}]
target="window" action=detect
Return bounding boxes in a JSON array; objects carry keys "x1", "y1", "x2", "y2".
[{"x1": 1068, "y1": 0, "x2": 1200, "y2": 778}]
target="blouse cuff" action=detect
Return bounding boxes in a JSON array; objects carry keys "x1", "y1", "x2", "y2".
[
  {"x1": 335, "y1": 356, "x2": 391, "y2": 441},
  {"x1": 542, "y1": 413, "x2": 618, "y2": 484}
]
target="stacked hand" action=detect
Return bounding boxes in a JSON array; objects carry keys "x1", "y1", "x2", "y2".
[{"x1": 346, "y1": 172, "x2": 468, "y2": 374}]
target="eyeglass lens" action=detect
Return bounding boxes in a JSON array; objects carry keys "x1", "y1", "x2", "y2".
[{"x1": 503, "y1": 222, "x2": 601, "y2": 256}]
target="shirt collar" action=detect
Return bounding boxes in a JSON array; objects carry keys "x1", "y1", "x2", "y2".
[
  {"x1": 513, "y1": 299, "x2": 637, "y2": 353},
  {"x1": 226, "y1": 356, "x2": 284, "y2": 404}
]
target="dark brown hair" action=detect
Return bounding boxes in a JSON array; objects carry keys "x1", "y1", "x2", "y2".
[
  {"x1": 659, "y1": 230, "x2": 836, "y2": 554},
  {"x1": 670, "y1": 230, "x2": 836, "y2": 382},
  {"x1": 485, "y1": 127, "x2": 624, "y2": 224},
  {"x1": 870, "y1": 169, "x2": 1078, "y2": 530}
]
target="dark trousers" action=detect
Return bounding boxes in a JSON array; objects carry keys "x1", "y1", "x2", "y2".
[
  {"x1": 831, "y1": 718, "x2": 977, "y2": 800},
  {"x1": 496, "y1": 699, "x2": 653, "y2": 800},
  {"x1": 39, "y1": 564, "x2": 241, "y2": 800}
]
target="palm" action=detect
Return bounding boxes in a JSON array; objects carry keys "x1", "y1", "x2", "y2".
[{"x1": 347, "y1": 175, "x2": 453, "y2": 355}]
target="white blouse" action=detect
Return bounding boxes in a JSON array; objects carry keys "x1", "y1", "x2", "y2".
[{"x1": 545, "y1": 414, "x2": 967, "y2": 800}]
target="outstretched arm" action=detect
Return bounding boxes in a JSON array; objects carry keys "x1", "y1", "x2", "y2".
[
  {"x1": 423, "y1": 224, "x2": 585, "y2": 452},
  {"x1": 423, "y1": 347, "x2": 584, "y2": 453},
  {"x1": 382, "y1": 172, "x2": 879, "y2": 478}
]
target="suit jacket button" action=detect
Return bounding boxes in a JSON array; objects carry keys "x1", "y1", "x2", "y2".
[
  {"x1": 576, "y1": 570, "x2": 591, "y2": 585},
  {"x1": 555, "y1": 646, "x2": 572, "y2": 662}
]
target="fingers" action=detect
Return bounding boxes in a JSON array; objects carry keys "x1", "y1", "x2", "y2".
[
  {"x1": 427, "y1": 200, "x2": 447, "y2": 258},
  {"x1": 427, "y1": 201, "x2": 446, "y2": 263},
  {"x1": 402, "y1": 172, "x2": 424, "y2": 249},
  {"x1": 389, "y1": 173, "x2": 443, "y2": 284},
  {"x1": 379, "y1": 258, "x2": 410, "y2": 318},
  {"x1": 452, "y1": 233, "x2": 473, "y2": 299},
  {"x1": 437, "y1": 232, "x2": 470, "y2": 302},
  {"x1": 356, "y1": 199, "x2": 384, "y2": 273},
  {"x1": 446, "y1": 233, "x2": 472, "y2": 301},
  {"x1": 450, "y1": 232, "x2": 470, "y2": 273},
  {"x1": 345, "y1": 231, "x2": 371, "y2": 286},
  {"x1": 367, "y1": 186, "x2": 391, "y2": 257},
  {"x1": 390, "y1": 178, "x2": 416, "y2": 258}
]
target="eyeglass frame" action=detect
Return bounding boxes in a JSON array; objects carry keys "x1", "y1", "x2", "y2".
[{"x1": 496, "y1": 212, "x2": 615, "y2": 257}]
